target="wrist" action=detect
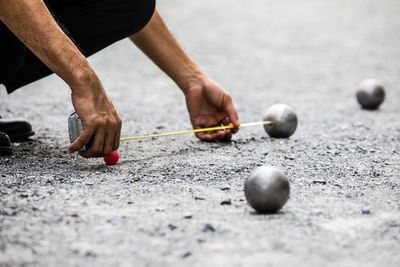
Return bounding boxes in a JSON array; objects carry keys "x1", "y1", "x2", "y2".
[
  {"x1": 67, "y1": 66, "x2": 101, "y2": 93},
  {"x1": 178, "y1": 66, "x2": 207, "y2": 95}
]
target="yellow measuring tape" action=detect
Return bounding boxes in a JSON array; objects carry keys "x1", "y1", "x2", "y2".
[{"x1": 120, "y1": 121, "x2": 273, "y2": 141}]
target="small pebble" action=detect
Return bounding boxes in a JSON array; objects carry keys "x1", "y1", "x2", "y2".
[
  {"x1": 168, "y1": 224, "x2": 178, "y2": 231},
  {"x1": 183, "y1": 213, "x2": 193, "y2": 219},
  {"x1": 284, "y1": 155, "x2": 294, "y2": 160},
  {"x1": 182, "y1": 251, "x2": 191, "y2": 258},
  {"x1": 362, "y1": 209, "x2": 371, "y2": 215},
  {"x1": 202, "y1": 224, "x2": 215, "y2": 233},
  {"x1": 220, "y1": 199, "x2": 232, "y2": 205},
  {"x1": 312, "y1": 180, "x2": 327, "y2": 185}
]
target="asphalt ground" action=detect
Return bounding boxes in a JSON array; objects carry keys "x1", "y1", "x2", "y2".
[{"x1": 1, "y1": 0, "x2": 399, "y2": 266}]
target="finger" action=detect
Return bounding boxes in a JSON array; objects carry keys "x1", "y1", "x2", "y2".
[
  {"x1": 211, "y1": 130, "x2": 226, "y2": 140},
  {"x1": 80, "y1": 127, "x2": 106, "y2": 158},
  {"x1": 220, "y1": 131, "x2": 232, "y2": 142},
  {"x1": 198, "y1": 128, "x2": 226, "y2": 141},
  {"x1": 224, "y1": 99, "x2": 240, "y2": 127},
  {"x1": 195, "y1": 131, "x2": 214, "y2": 141},
  {"x1": 222, "y1": 117, "x2": 237, "y2": 135},
  {"x1": 113, "y1": 117, "x2": 122, "y2": 151},
  {"x1": 193, "y1": 119, "x2": 226, "y2": 141},
  {"x1": 102, "y1": 129, "x2": 114, "y2": 156},
  {"x1": 68, "y1": 127, "x2": 94, "y2": 153},
  {"x1": 213, "y1": 118, "x2": 233, "y2": 141}
]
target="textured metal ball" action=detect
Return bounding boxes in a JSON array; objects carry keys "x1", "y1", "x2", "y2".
[
  {"x1": 244, "y1": 166, "x2": 290, "y2": 213},
  {"x1": 356, "y1": 79, "x2": 385, "y2": 109},
  {"x1": 262, "y1": 104, "x2": 298, "y2": 138}
]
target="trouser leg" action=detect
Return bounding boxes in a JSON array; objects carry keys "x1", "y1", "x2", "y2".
[{"x1": 0, "y1": 22, "x2": 27, "y2": 84}]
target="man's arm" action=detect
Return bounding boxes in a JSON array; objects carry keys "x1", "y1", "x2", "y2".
[
  {"x1": 130, "y1": 10, "x2": 240, "y2": 141},
  {"x1": 0, "y1": 0, "x2": 121, "y2": 157}
]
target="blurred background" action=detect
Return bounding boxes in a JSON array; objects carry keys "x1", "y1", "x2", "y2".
[
  {"x1": 1, "y1": 1, "x2": 399, "y2": 266},
  {"x1": 1, "y1": 0, "x2": 399, "y2": 137}
]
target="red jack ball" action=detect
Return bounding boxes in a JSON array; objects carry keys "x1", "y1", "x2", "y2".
[{"x1": 104, "y1": 150, "x2": 119, "y2": 165}]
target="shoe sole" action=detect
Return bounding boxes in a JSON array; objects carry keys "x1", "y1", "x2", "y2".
[
  {"x1": 9, "y1": 131, "x2": 35, "y2": 141},
  {"x1": 0, "y1": 146, "x2": 12, "y2": 156}
]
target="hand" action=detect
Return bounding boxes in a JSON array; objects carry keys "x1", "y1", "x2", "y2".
[
  {"x1": 184, "y1": 76, "x2": 240, "y2": 141},
  {"x1": 68, "y1": 74, "x2": 122, "y2": 158}
]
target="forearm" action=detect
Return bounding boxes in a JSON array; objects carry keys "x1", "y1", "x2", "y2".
[
  {"x1": 130, "y1": 10, "x2": 204, "y2": 92},
  {"x1": 0, "y1": 0, "x2": 97, "y2": 90},
  {"x1": 0, "y1": 0, "x2": 122, "y2": 157}
]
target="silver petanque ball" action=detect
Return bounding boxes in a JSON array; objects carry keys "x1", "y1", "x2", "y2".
[
  {"x1": 356, "y1": 79, "x2": 385, "y2": 109},
  {"x1": 262, "y1": 104, "x2": 298, "y2": 138},
  {"x1": 244, "y1": 166, "x2": 290, "y2": 213}
]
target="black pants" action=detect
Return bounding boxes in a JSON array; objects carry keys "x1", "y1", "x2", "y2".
[{"x1": 0, "y1": 0, "x2": 156, "y2": 94}]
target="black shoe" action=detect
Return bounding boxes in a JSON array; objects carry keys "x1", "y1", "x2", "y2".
[
  {"x1": 0, "y1": 132, "x2": 12, "y2": 156},
  {"x1": 0, "y1": 116, "x2": 34, "y2": 141}
]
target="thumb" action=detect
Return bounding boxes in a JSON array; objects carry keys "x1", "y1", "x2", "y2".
[
  {"x1": 68, "y1": 128, "x2": 94, "y2": 153},
  {"x1": 224, "y1": 98, "x2": 240, "y2": 127}
]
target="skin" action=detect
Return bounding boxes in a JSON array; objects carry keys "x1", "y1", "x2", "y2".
[
  {"x1": 0, "y1": 0, "x2": 120, "y2": 158},
  {"x1": 131, "y1": 11, "x2": 240, "y2": 141},
  {"x1": 0, "y1": 1, "x2": 240, "y2": 157}
]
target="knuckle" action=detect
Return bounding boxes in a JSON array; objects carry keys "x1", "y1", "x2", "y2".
[
  {"x1": 221, "y1": 94, "x2": 232, "y2": 110},
  {"x1": 98, "y1": 120, "x2": 106, "y2": 128},
  {"x1": 115, "y1": 113, "x2": 122, "y2": 122},
  {"x1": 84, "y1": 119, "x2": 96, "y2": 129},
  {"x1": 223, "y1": 93, "x2": 232, "y2": 104},
  {"x1": 91, "y1": 117, "x2": 105, "y2": 127},
  {"x1": 110, "y1": 119, "x2": 118, "y2": 129},
  {"x1": 77, "y1": 136, "x2": 89, "y2": 145},
  {"x1": 92, "y1": 148, "x2": 102, "y2": 155}
]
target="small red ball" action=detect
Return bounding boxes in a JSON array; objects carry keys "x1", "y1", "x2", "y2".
[{"x1": 104, "y1": 150, "x2": 119, "y2": 165}]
